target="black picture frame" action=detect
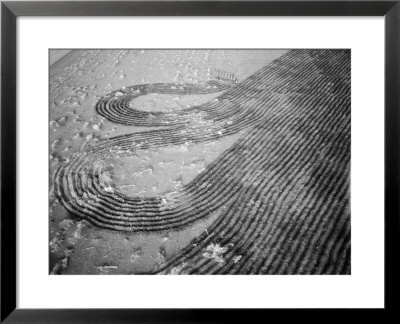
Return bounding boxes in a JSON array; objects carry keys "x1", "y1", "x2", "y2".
[{"x1": 1, "y1": 1, "x2": 399, "y2": 322}]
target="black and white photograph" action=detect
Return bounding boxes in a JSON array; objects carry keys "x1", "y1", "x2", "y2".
[{"x1": 49, "y1": 49, "x2": 351, "y2": 275}]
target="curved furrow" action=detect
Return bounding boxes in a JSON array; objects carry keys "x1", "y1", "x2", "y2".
[{"x1": 54, "y1": 49, "x2": 351, "y2": 274}]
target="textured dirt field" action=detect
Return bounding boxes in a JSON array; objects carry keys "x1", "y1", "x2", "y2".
[{"x1": 49, "y1": 49, "x2": 350, "y2": 275}]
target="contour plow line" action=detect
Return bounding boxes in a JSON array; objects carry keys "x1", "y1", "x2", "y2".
[{"x1": 54, "y1": 49, "x2": 351, "y2": 274}]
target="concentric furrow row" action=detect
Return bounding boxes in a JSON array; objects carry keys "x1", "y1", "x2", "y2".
[
  {"x1": 95, "y1": 81, "x2": 235, "y2": 126},
  {"x1": 54, "y1": 49, "x2": 351, "y2": 274}
]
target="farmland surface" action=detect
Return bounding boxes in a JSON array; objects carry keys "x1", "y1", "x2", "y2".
[{"x1": 49, "y1": 49, "x2": 350, "y2": 274}]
